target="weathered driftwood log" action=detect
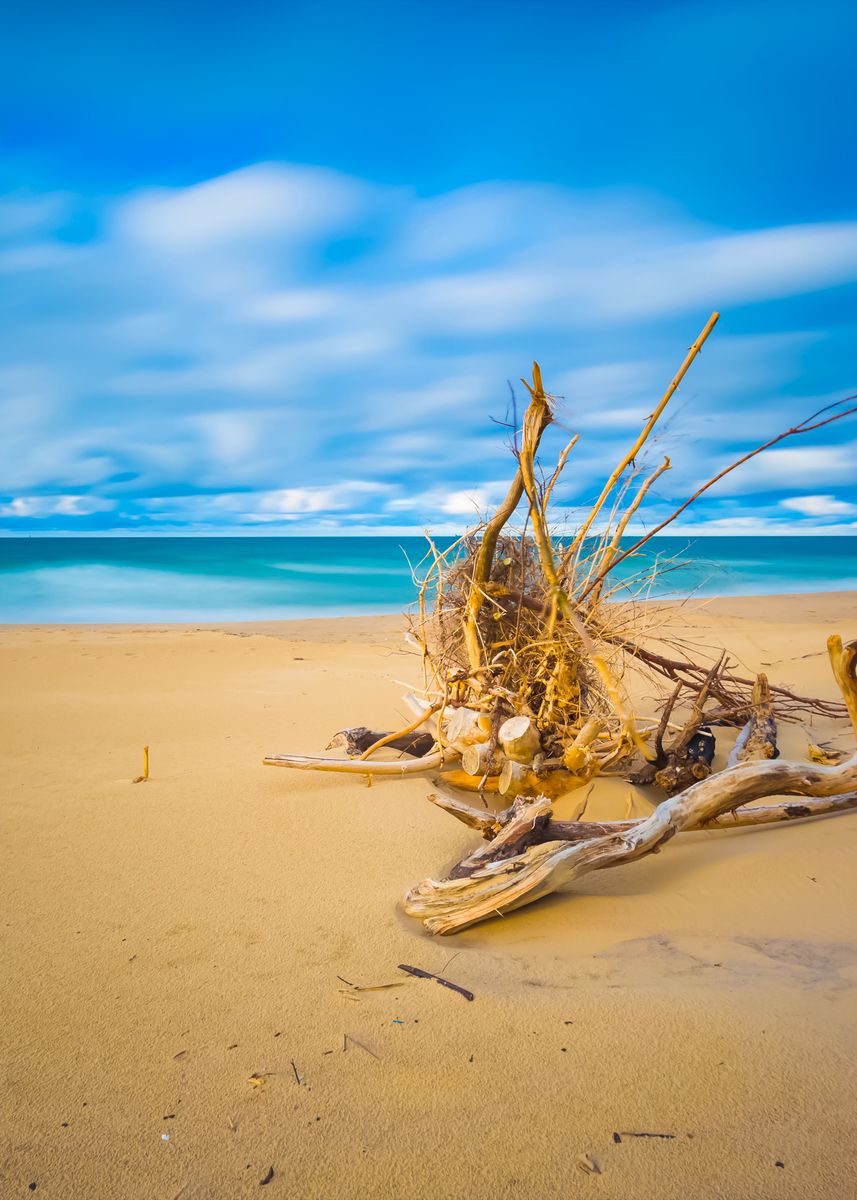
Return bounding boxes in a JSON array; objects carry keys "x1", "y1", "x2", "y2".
[
  {"x1": 435, "y1": 769, "x2": 501, "y2": 793},
  {"x1": 498, "y1": 760, "x2": 585, "y2": 799},
  {"x1": 726, "y1": 673, "x2": 779, "y2": 767},
  {"x1": 442, "y1": 707, "x2": 492, "y2": 756},
  {"x1": 266, "y1": 693, "x2": 446, "y2": 776},
  {"x1": 438, "y1": 790, "x2": 857, "y2": 878},
  {"x1": 449, "y1": 796, "x2": 554, "y2": 878},
  {"x1": 461, "y1": 740, "x2": 503, "y2": 777},
  {"x1": 426, "y1": 790, "x2": 498, "y2": 830},
  {"x1": 327, "y1": 726, "x2": 436, "y2": 758},
  {"x1": 402, "y1": 636, "x2": 857, "y2": 935},
  {"x1": 498, "y1": 758, "x2": 530, "y2": 797},
  {"x1": 407, "y1": 751, "x2": 857, "y2": 933}
]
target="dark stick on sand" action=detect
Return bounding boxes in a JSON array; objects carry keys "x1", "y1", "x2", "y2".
[{"x1": 398, "y1": 963, "x2": 474, "y2": 1001}]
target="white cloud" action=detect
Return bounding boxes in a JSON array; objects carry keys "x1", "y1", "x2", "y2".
[
  {"x1": 666, "y1": 515, "x2": 857, "y2": 536},
  {"x1": 255, "y1": 482, "x2": 392, "y2": 516},
  {"x1": 0, "y1": 495, "x2": 115, "y2": 517},
  {"x1": 388, "y1": 482, "x2": 510, "y2": 516},
  {"x1": 580, "y1": 223, "x2": 857, "y2": 320},
  {"x1": 398, "y1": 181, "x2": 571, "y2": 263},
  {"x1": 390, "y1": 183, "x2": 857, "y2": 326},
  {"x1": 438, "y1": 488, "x2": 500, "y2": 515},
  {"x1": 137, "y1": 482, "x2": 395, "y2": 524},
  {"x1": 243, "y1": 286, "x2": 342, "y2": 324},
  {"x1": 710, "y1": 445, "x2": 857, "y2": 495},
  {"x1": 780, "y1": 493, "x2": 857, "y2": 517},
  {"x1": 116, "y1": 163, "x2": 374, "y2": 252}
]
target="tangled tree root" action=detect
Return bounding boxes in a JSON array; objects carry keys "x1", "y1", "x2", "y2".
[{"x1": 264, "y1": 314, "x2": 857, "y2": 933}]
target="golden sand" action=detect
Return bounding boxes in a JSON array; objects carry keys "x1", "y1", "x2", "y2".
[{"x1": 2, "y1": 593, "x2": 856, "y2": 1198}]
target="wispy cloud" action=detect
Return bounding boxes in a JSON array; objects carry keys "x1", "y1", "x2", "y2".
[
  {"x1": 115, "y1": 163, "x2": 378, "y2": 252},
  {"x1": 781, "y1": 493, "x2": 857, "y2": 517},
  {"x1": 0, "y1": 495, "x2": 115, "y2": 517}
]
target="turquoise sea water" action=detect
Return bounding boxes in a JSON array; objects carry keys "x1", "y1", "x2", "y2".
[{"x1": 0, "y1": 537, "x2": 856, "y2": 623}]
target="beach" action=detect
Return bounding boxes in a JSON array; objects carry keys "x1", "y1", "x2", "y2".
[{"x1": 2, "y1": 592, "x2": 857, "y2": 1199}]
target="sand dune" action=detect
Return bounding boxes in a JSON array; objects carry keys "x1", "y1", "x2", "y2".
[{"x1": 2, "y1": 593, "x2": 856, "y2": 1198}]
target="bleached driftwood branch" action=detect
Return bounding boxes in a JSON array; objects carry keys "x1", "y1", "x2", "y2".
[
  {"x1": 264, "y1": 751, "x2": 444, "y2": 775},
  {"x1": 434, "y1": 788, "x2": 857, "y2": 877},
  {"x1": 403, "y1": 636, "x2": 857, "y2": 935}
]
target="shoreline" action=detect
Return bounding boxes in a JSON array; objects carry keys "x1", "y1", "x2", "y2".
[
  {"x1": 1, "y1": 587, "x2": 854, "y2": 636},
  {"x1": 2, "y1": 590, "x2": 857, "y2": 1197}
]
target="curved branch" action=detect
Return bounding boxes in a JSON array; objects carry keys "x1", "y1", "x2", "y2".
[
  {"x1": 448, "y1": 791, "x2": 857, "y2": 876},
  {"x1": 580, "y1": 396, "x2": 857, "y2": 600},
  {"x1": 404, "y1": 636, "x2": 857, "y2": 934},
  {"x1": 406, "y1": 749, "x2": 857, "y2": 933}
]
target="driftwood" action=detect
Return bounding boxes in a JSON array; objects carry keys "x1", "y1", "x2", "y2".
[
  {"x1": 263, "y1": 751, "x2": 443, "y2": 775},
  {"x1": 437, "y1": 789, "x2": 857, "y2": 876},
  {"x1": 263, "y1": 315, "x2": 857, "y2": 934},
  {"x1": 726, "y1": 674, "x2": 779, "y2": 767},
  {"x1": 327, "y1": 726, "x2": 436, "y2": 758},
  {"x1": 403, "y1": 636, "x2": 857, "y2": 933},
  {"x1": 630, "y1": 655, "x2": 724, "y2": 793},
  {"x1": 498, "y1": 715, "x2": 541, "y2": 763}
]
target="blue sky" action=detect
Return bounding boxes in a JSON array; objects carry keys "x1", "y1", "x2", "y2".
[{"x1": 1, "y1": 0, "x2": 856, "y2": 535}]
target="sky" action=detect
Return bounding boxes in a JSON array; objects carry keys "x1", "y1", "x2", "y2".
[{"x1": 1, "y1": 0, "x2": 856, "y2": 536}]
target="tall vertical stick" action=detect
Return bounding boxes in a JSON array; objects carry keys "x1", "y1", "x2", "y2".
[{"x1": 561, "y1": 311, "x2": 720, "y2": 568}]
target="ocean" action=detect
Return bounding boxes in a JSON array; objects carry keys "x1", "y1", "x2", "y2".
[{"x1": 0, "y1": 536, "x2": 856, "y2": 624}]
